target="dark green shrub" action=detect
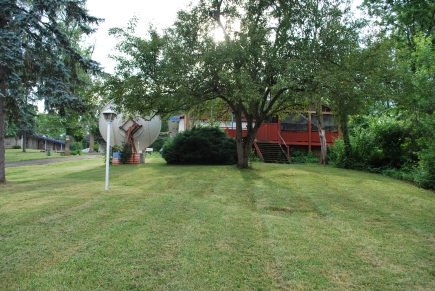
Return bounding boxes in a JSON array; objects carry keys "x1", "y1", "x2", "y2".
[
  {"x1": 381, "y1": 167, "x2": 415, "y2": 182},
  {"x1": 149, "y1": 135, "x2": 168, "y2": 152},
  {"x1": 12, "y1": 145, "x2": 21, "y2": 149},
  {"x1": 82, "y1": 140, "x2": 88, "y2": 149},
  {"x1": 329, "y1": 127, "x2": 378, "y2": 170},
  {"x1": 70, "y1": 149, "x2": 82, "y2": 155},
  {"x1": 71, "y1": 142, "x2": 82, "y2": 151},
  {"x1": 93, "y1": 143, "x2": 99, "y2": 152},
  {"x1": 290, "y1": 148, "x2": 319, "y2": 163},
  {"x1": 373, "y1": 122, "x2": 409, "y2": 168},
  {"x1": 415, "y1": 146, "x2": 435, "y2": 189},
  {"x1": 249, "y1": 149, "x2": 261, "y2": 163},
  {"x1": 112, "y1": 145, "x2": 121, "y2": 152},
  {"x1": 119, "y1": 142, "x2": 133, "y2": 164},
  {"x1": 330, "y1": 118, "x2": 416, "y2": 170},
  {"x1": 329, "y1": 115, "x2": 435, "y2": 190},
  {"x1": 162, "y1": 127, "x2": 237, "y2": 165}
]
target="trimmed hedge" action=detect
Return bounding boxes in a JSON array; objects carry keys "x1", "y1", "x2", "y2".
[{"x1": 162, "y1": 127, "x2": 237, "y2": 165}]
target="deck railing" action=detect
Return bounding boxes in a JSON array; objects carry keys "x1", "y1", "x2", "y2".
[
  {"x1": 225, "y1": 124, "x2": 338, "y2": 147},
  {"x1": 253, "y1": 141, "x2": 264, "y2": 162},
  {"x1": 278, "y1": 132, "x2": 290, "y2": 162}
]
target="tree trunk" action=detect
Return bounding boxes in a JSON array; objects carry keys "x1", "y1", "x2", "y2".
[
  {"x1": 234, "y1": 112, "x2": 258, "y2": 168},
  {"x1": 0, "y1": 65, "x2": 6, "y2": 183},
  {"x1": 0, "y1": 12, "x2": 8, "y2": 183},
  {"x1": 89, "y1": 131, "x2": 94, "y2": 153},
  {"x1": 22, "y1": 132, "x2": 27, "y2": 152},
  {"x1": 316, "y1": 103, "x2": 328, "y2": 165},
  {"x1": 339, "y1": 115, "x2": 352, "y2": 168},
  {"x1": 235, "y1": 112, "x2": 248, "y2": 168}
]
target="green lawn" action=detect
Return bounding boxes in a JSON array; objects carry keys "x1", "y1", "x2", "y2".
[
  {"x1": 1, "y1": 155, "x2": 434, "y2": 290},
  {"x1": 5, "y1": 149, "x2": 70, "y2": 163}
]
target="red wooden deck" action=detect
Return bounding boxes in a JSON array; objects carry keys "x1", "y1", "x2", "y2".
[{"x1": 225, "y1": 122, "x2": 339, "y2": 150}]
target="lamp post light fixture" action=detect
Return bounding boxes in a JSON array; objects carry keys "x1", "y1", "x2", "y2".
[{"x1": 102, "y1": 108, "x2": 117, "y2": 190}]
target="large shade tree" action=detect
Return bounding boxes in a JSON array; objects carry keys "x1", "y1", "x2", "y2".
[
  {"x1": 106, "y1": 0, "x2": 365, "y2": 168},
  {"x1": 0, "y1": 0, "x2": 103, "y2": 183},
  {"x1": 290, "y1": 0, "x2": 366, "y2": 164},
  {"x1": 322, "y1": 36, "x2": 411, "y2": 166}
]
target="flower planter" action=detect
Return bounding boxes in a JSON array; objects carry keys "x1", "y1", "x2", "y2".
[{"x1": 112, "y1": 152, "x2": 142, "y2": 165}]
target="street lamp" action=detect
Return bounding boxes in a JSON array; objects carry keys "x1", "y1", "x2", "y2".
[
  {"x1": 65, "y1": 135, "x2": 70, "y2": 156},
  {"x1": 102, "y1": 108, "x2": 117, "y2": 190}
]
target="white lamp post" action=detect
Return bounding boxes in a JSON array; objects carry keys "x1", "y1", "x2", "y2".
[{"x1": 102, "y1": 108, "x2": 117, "y2": 190}]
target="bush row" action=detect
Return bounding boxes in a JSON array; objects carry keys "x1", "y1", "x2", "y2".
[{"x1": 329, "y1": 116, "x2": 435, "y2": 189}]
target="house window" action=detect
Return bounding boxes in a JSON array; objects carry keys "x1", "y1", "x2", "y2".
[
  {"x1": 280, "y1": 114, "x2": 308, "y2": 132},
  {"x1": 311, "y1": 115, "x2": 338, "y2": 132}
]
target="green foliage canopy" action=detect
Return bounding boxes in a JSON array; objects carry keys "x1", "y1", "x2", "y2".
[
  {"x1": 106, "y1": 0, "x2": 367, "y2": 168},
  {"x1": 362, "y1": 0, "x2": 435, "y2": 49}
]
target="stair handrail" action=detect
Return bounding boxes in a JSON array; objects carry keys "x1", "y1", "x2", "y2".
[
  {"x1": 278, "y1": 132, "x2": 290, "y2": 162},
  {"x1": 253, "y1": 140, "x2": 265, "y2": 162}
]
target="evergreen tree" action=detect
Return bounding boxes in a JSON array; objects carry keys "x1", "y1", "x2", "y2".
[{"x1": 0, "y1": 0, "x2": 103, "y2": 183}]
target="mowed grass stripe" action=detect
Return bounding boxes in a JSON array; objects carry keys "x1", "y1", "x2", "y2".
[
  {"x1": 1, "y1": 157, "x2": 434, "y2": 290},
  {"x1": 2, "y1": 159, "x2": 273, "y2": 290},
  {"x1": 255, "y1": 163, "x2": 435, "y2": 290}
]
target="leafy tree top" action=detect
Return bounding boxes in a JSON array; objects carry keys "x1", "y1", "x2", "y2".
[
  {"x1": 362, "y1": 0, "x2": 435, "y2": 49},
  {"x1": 0, "y1": 0, "x2": 103, "y2": 116},
  {"x1": 106, "y1": 0, "x2": 364, "y2": 119}
]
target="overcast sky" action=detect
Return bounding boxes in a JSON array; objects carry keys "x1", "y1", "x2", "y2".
[{"x1": 85, "y1": 0, "x2": 198, "y2": 74}]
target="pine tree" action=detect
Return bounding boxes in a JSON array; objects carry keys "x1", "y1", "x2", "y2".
[{"x1": 0, "y1": 0, "x2": 103, "y2": 183}]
